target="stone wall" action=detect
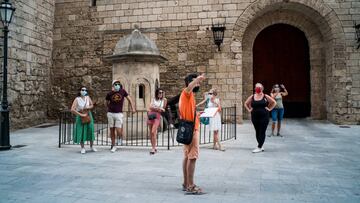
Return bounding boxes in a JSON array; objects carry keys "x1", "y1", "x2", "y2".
[
  {"x1": 50, "y1": 0, "x2": 360, "y2": 124},
  {"x1": 0, "y1": 0, "x2": 55, "y2": 129}
]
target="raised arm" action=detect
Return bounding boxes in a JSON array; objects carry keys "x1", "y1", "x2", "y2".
[
  {"x1": 280, "y1": 84, "x2": 288, "y2": 96},
  {"x1": 185, "y1": 73, "x2": 206, "y2": 93}
]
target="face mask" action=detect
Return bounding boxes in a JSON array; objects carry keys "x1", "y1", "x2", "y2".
[
  {"x1": 80, "y1": 90, "x2": 87, "y2": 96},
  {"x1": 114, "y1": 85, "x2": 121, "y2": 91},
  {"x1": 193, "y1": 86, "x2": 200, "y2": 93},
  {"x1": 255, "y1": 87, "x2": 261, "y2": 94}
]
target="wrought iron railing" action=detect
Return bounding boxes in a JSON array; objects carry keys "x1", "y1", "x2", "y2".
[{"x1": 59, "y1": 105, "x2": 237, "y2": 149}]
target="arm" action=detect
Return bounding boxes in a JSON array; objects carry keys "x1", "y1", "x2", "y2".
[
  {"x1": 280, "y1": 84, "x2": 288, "y2": 96},
  {"x1": 126, "y1": 96, "x2": 136, "y2": 113},
  {"x1": 244, "y1": 95, "x2": 253, "y2": 112},
  {"x1": 70, "y1": 99, "x2": 86, "y2": 117},
  {"x1": 86, "y1": 96, "x2": 94, "y2": 110},
  {"x1": 216, "y1": 98, "x2": 222, "y2": 112},
  {"x1": 265, "y1": 94, "x2": 276, "y2": 111},
  {"x1": 185, "y1": 73, "x2": 205, "y2": 93}
]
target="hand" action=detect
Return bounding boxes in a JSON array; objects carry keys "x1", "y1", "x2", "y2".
[
  {"x1": 132, "y1": 109, "x2": 136, "y2": 114},
  {"x1": 265, "y1": 107, "x2": 271, "y2": 111},
  {"x1": 197, "y1": 73, "x2": 206, "y2": 82},
  {"x1": 80, "y1": 113, "x2": 87, "y2": 117},
  {"x1": 248, "y1": 108, "x2": 253, "y2": 113},
  {"x1": 280, "y1": 84, "x2": 285, "y2": 89}
]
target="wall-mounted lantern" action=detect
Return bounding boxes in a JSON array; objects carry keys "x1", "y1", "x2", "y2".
[
  {"x1": 354, "y1": 22, "x2": 360, "y2": 49},
  {"x1": 211, "y1": 23, "x2": 226, "y2": 51}
]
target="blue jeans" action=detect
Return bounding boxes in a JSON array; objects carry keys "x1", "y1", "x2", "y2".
[{"x1": 271, "y1": 108, "x2": 284, "y2": 122}]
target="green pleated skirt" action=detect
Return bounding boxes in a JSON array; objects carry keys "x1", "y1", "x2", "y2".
[{"x1": 73, "y1": 111, "x2": 95, "y2": 144}]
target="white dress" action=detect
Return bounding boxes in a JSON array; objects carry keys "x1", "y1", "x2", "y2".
[{"x1": 207, "y1": 97, "x2": 222, "y2": 131}]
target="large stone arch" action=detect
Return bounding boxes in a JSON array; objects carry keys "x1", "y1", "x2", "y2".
[{"x1": 232, "y1": 0, "x2": 346, "y2": 122}]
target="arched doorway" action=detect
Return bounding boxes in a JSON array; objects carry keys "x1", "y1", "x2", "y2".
[{"x1": 253, "y1": 24, "x2": 311, "y2": 117}]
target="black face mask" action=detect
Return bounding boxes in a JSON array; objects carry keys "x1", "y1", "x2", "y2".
[{"x1": 193, "y1": 86, "x2": 200, "y2": 93}]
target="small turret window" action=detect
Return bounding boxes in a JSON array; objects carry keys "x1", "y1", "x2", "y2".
[{"x1": 139, "y1": 84, "x2": 145, "y2": 99}]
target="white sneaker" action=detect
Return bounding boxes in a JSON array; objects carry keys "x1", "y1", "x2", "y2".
[
  {"x1": 169, "y1": 124, "x2": 175, "y2": 129},
  {"x1": 80, "y1": 148, "x2": 86, "y2": 154},
  {"x1": 261, "y1": 147, "x2": 265, "y2": 151},
  {"x1": 90, "y1": 147, "x2": 98, "y2": 152},
  {"x1": 110, "y1": 146, "x2": 117, "y2": 153},
  {"x1": 252, "y1": 148, "x2": 262, "y2": 153}
]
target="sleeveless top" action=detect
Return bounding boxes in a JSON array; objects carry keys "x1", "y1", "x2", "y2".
[
  {"x1": 274, "y1": 94, "x2": 284, "y2": 109},
  {"x1": 207, "y1": 97, "x2": 219, "y2": 108},
  {"x1": 76, "y1": 96, "x2": 90, "y2": 112},
  {"x1": 152, "y1": 98, "x2": 165, "y2": 109},
  {"x1": 251, "y1": 95, "x2": 268, "y2": 110}
]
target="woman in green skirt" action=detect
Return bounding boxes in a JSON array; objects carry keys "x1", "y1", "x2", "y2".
[{"x1": 70, "y1": 87, "x2": 97, "y2": 154}]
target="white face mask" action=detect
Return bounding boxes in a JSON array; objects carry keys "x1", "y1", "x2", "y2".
[
  {"x1": 80, "y1": 90, "x2": 87, "y2": 96},
  {"x1": 114, "y1": 84, "x2": 121, "y2": 91}
]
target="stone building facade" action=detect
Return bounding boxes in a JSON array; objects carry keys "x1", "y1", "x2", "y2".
[
  {"x1": 0, "y1": 0, "x2": 55, "y2": 129},
  {"x1": 2, "y1": 0, "x2": 360, "y2": 129}
]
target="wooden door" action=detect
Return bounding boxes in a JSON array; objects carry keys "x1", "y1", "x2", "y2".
[{"x1": 253, "y1": 24, "x2": 311, "y2": 118}]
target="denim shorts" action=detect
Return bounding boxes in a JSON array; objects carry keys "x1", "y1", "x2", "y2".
[{"x1": 271, "y1": 108, "x2": 284, "y2": 122}]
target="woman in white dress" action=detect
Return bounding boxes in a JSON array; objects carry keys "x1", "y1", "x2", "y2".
[{"x1": 197, "y1": 88, "x2": 224, "y2": 151}]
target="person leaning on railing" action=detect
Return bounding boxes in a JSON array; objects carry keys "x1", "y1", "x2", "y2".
[
  {"x1": 147, "y1": 88, "x2": 167, "y2": 155},
  {"x1": 70, "y1": 87, "x2": 97, "y2": 154}
]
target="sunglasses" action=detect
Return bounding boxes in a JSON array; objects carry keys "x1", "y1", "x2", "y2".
[
  {"x1": 158, "y1": 91, "x2": 164, "y2": 94},
  {"x1": 208, "y1": 93, "x2": 213, "y2": 95},
  {"x1": 81, "y1": 89, "x2": 87, "y2": 91},
  {"x1": 114, "y1": 83, "x2": 121, "y2": 86}
]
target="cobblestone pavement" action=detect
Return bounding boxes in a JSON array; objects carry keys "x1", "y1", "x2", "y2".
[{"x1": 0, "y1": 120, "x2": 359, "y2": 203}]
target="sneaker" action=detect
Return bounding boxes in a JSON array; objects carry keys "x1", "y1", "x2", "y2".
[
  {"x1": 268, "y1": 133, "x2": 273, "y2": 137},
  {"x1": 252, "y1": 148, "x2": 262, "y2": 153},
  {"x1": 110, "y1": 146, "x2": 117, "y2": 153},
  {"x1": 261, "y1": 147, "x2": 265, "y2": 151},
  {"x1": 277, "y1": 133, "x2": 282, "y2": 137},
  {"x1": 90, "y1": 147, "x2": 98, "y2": 152},
  {"x1": 80, "y1": 148, "x2": 86, "y2": 154},
  {"x1": 169, "y1": 124, "x2": 175, "y2": 129}
]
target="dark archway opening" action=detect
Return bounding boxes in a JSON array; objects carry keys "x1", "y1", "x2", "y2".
[{"x1": 253, "y1": 24, "x2": 311, "y2": 118}]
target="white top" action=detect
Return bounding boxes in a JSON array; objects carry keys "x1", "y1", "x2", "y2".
[
  {"x1": 207, "y1": 98, "x2": 220, "y2": 108},
  {"x1": 76, "y1": 96, "x2": 90, "y2": 111},
  {"x1": 151, "y1": 98, "x2": 165, "y2": 109}
]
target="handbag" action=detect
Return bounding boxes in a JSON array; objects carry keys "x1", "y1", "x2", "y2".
[
  {"x1": 81, "y1": 112, "x2": 91, "y2": 124},
  {"x1": 147, "y1": 112, "x2": 157, "y2": 120},
  {"x1": 200, "y1": 98, "x2": 210, "y2": 125},
  {"x1": 176, "y1": 110, "x2": 196, "y2": 145}
]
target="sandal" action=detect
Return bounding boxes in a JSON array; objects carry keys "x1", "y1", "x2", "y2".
[
  {"x1": 185, "y1": 185, "x2": 205, "y2": 195},
  {"x1": 182, "y1": 184, "x2": 187, "y2": 191}
]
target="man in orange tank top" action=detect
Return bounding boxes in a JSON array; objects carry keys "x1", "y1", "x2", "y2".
[{"x1": 179, "y1": 73, "x2": 206, "y2": 195}]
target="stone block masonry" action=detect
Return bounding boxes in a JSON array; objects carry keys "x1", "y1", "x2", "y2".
[{"x1": 0, "y1": 0, "x2": 55, "y2": 129}]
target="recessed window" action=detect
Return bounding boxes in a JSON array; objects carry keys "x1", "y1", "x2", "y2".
[
  {"x1": 139, "y1": 84, "x2": 145, "y2": 99},
  {"x1": 91, "y1": 0, "x2": 96, "y2": 7}
]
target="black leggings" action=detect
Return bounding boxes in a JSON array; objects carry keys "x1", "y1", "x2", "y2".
[{"x1": 251, "y1": 111, "x2": 269, "y2": 148}]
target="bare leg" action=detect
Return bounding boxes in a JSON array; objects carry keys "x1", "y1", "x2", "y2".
[
  {"x1": 271, "y1": 123, "x2": 275, "y2": 136},
  {"x1": 110, "y1": 127, "x2": 116, "y2": 146},
  {"x1": 213, "y1": 130, "x2": 220, "y2": 150},
  {"x1": 80, "y1": 142, "x2": 84, "y2": 149},
  {"x1": 151, "y1": 124, "x2": 158, "y2": 151},
  {"x1": 277, "y1": 121, "x2": 282, "y2": 136},
  {"x1": 183, "y1": 157, "x2": 188, "y2": 187},
  {"x1": 187, "y1": 158, "x2": 197, "y2": 187}
]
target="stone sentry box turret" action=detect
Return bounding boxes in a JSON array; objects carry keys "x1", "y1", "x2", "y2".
[{"x1": 104, "y1": 29, "x2": 167, "y2": 111}]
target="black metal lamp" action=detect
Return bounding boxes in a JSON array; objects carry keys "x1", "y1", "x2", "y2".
[
  {"x1": 354, "y1": 22, "x2": 360, "y2": 49},
  {"x1": 0, "y1": 0, "x2": 15, "y2": 151},
  {"x1": 211, "y1": 23, "x2": 226, "y2": 51}
]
